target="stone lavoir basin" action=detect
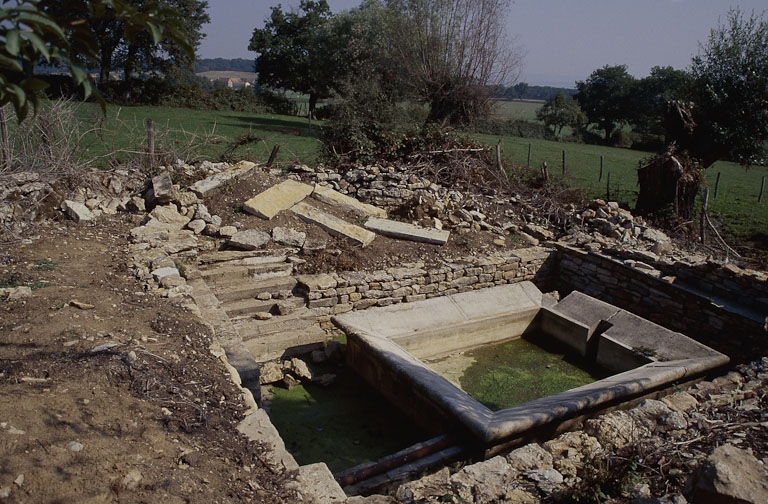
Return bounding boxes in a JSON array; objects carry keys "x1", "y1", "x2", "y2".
[{"x1": 332, "y1": 281, "x2": 729, "y2": 456}]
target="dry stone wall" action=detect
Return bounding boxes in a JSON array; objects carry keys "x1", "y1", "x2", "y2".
[
  {"x1": 295, "y1": 248, "x2": 554, "y2": 329},
  {"x1": 555, "y1": 244, "x2": 766, "y2": 362}
]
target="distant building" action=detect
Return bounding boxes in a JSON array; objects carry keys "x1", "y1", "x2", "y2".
[{"x1": 213, "y1": 77, "x2": 252, "y2": 90}]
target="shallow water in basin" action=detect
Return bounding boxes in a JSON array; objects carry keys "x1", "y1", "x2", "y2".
[
  {"x1": 266, "y1": 361, "x2": 428, "y2": 473},
  {"x1": 426, "y1": 335, "x2": 610, "y2": 411}
]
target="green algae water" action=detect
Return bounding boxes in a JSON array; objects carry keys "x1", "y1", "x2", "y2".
[
  {"x1": 427, "y1": 335, "x2": 609, "y2": 411},
  {"x1": 266, "y1": 362, "x2": 428, "y2": 473}
]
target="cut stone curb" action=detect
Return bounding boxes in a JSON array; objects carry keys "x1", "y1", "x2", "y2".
[
  {"x1": 243, "y1": 179, "x2": 313, "y2": 220},
  {"x1": 291, "y1": 201, "x2": 376, "y2": 247},
  {"x1": 189, "y1": 160, "x2": 257, "y2": 196},
  {"x1": 364, "y1": 217, "x2": 450, "y2": 245},
  {"x1": 311, "y1": 184, "x2": 387, "y2": 218}
]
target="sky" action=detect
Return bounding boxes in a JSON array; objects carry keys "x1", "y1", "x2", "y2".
[{"x1": 198, "y1": 0, "x2": 767, "y2": 88}]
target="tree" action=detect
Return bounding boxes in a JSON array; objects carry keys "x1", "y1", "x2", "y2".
[
  {"x1": 386, "y1": 0, "x2": 522, "y2": 125},
  {"x1": 0, "y1": 0, "x2": 191, "y2": 120},
  {"x1": 631, "y1": 66, "x2": 692, "y2": 137},
  {"x1": 121, "y1": 0, "x2": 209, "y2": 80},
  {"x1": 576, "y1": 64, "x2": 636, "y2": 143},
  {"x1": 536, "y1": 91, "x2": 585, "y2": 139},
  {"x1": 40, "y1": 0, "x2": 207, "y2": 83},
  {"x1": 686, "y1": 7, "x2": 768, "y2": 167},
  {"x1": 248, "y1": 0, "x2": 342, "y2": 115},
  {"x1": 636, "y1": 8, "x2": 768, "y2": 219}
]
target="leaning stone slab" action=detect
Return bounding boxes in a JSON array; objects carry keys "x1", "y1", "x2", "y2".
[
  {"x1": 61, "y1": 200, "x2": 95, "y2": 223},
  {"x1": 189, "y1": 160, "x2": 257, "y2": 196},
  {"x1": 148, "y1": 171, "x2": 176, "y2": 205},
  {"x1": 311, "y1": 184, "x2": 387, "y2": 218},
  {"x1": 364, "y1": 217, "x2": 449, "y2": 245},
  {"x1": 244, "y1": 179, "x2": 313, "y2": 220},
  {"x1": 291, "y1": 201, "x2": 375, "y2": 247}
]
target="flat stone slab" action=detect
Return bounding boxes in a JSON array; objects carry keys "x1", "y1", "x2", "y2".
[
  {"x1": 189, "y1": 161, "x2": 257, "y2": 196},
  {"x1": 291, "y1": 201, "x2": 375, "y2": 247},
  {"x1": 334, "y1": 281, "x2": 543, "y2": 358},
  {"x1": 602, "y1": 309, "x2": 725, "y2": 362},
  {"x1": 311, "y1": 184, "x2": 387, "y2": 218},
  {"x1": 364, "y1": 217, "x2": 449, "y2": 245},
  {"x1": 244, "y1": 179, "x2": 313, "y2": 220}
]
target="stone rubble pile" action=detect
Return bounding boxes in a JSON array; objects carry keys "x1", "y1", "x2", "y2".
[{"x1": 286, "y1": 163, "x2": 509, "y2": 237}]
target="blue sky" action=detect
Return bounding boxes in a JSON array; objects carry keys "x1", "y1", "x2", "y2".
[{"x1": 198, "y1": 0, "x2": 767, "y2": 87}]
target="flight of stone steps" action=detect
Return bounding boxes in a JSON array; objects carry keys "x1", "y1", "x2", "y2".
[{"x1": 196, "y1": 248, "x2": 330, "y2": 363}]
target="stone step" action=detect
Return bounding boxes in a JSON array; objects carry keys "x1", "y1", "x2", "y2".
[
  {"x1": 224, "y1": 295, "x2": 305, "y2": 320},
  {"x1": 236, "y1": 307, "x2": 320, "y2": 340},
  {"x1": 242, "y1": 323, "x2": 330, "y2": 362},
  {"x1": 200, "y1": 262, "x2": 294, "y2": 285},
  {"x1": 197, "y1": 249, "x2": 294, "y2": 267},
  {"x1": 211, "y1": 275, "x2": 299, "y2": 303}
]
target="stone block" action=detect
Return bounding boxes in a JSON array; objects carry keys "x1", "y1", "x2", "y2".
[
  {"x1": 364, "y1": 218, "x2": 450, "y2": 245},
  {"x1": 244, "y1": 179, "x2": 313, "y2": 219},
  {"x1": 291, "y1": 202, "x2": 375, "y2": 247},
  {"x1": 61, "y1": 200, "x2": 95, "y2": 223}
]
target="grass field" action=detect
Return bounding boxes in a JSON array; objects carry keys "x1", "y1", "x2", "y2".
[
  {"x1": 43, "y1": 101, "x2": 765, "y2": 251},
  {"x1": 70, "y1": 102, "x2": 322, "y2": 168},
  {"x1": 491, "y1": 100, "x2": 543, "y2": 122},
  {"x1": 475, "y1": 134, "x2": 768, "y2": 247}
]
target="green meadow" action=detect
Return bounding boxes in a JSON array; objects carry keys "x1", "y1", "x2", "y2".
[{"x1": 70, "y1": 102, "x2": 322, "y2": 167}]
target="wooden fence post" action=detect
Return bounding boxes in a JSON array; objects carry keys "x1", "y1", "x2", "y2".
[
  {"x1": 714, "y1": 172, "x2": 721, "y2": 199},
  {"x1": 561, "y1": 150, "x2": 566, "y2": 174},
  {"x1": 267, "y1": 145, "x2": 280, "y2": 167},
  {"x1": 760, "y1": 176, "x2": 766, "y2": 203},
  {"x1": 0, "y1": 105, "x2": 8, "y2": 171},
  {"x1": 146, "y1": 118, "x2": 155, "y2": 169},
  {"x1": 701, "y1": 187, "x2": 709, "y2": 244},
  {"x1": 526, "y1": 143, "x2": 532, "y2": 168},
  {"x1": 599, "y1": 155, "x2": 604, "y2": 182},
  {"x1": 495, "y1": 139, "x2": 504, "y2": 174},
  {"x1": 606, "y1": 172, "x2": 611, "y2": 201}
]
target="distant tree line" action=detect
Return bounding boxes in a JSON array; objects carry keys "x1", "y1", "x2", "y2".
[
  {"x1": 498, "y1": 83, "x2": 576, "y2": 101},
  {"x1": 195, "y1": 58, "x2": 255, "y2": 73}
]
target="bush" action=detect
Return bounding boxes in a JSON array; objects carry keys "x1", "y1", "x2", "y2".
[{"x1": 320, "y1": 76, "x2": 434, "y2": 163}]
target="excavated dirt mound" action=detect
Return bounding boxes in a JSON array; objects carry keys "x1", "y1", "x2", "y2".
[{"x1": 0, "y1": 217, "x2": 297, "y2": 503}]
